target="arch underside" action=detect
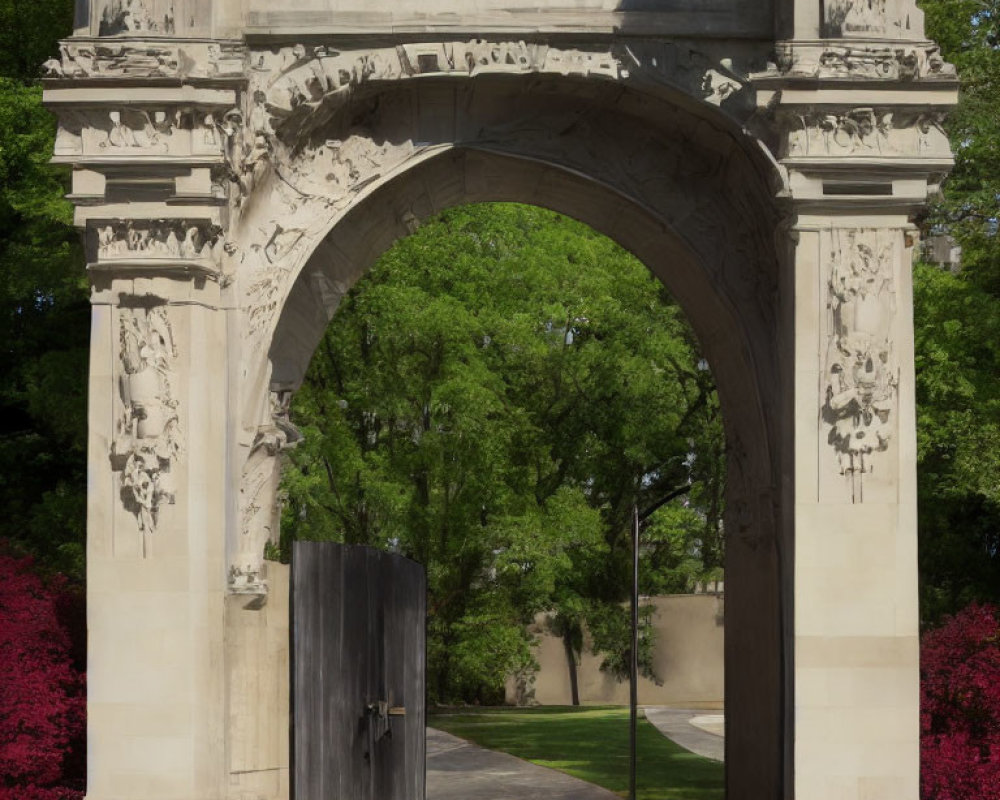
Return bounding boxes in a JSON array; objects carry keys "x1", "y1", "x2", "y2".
[{"x1": 252, "y1": 76, "x2": 791, "y2": 799}]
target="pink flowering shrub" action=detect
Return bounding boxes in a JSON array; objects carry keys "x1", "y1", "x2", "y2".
[
  {"x1": 921, "y1": 603, "x2": 1000, "y2": 799},
  {"x1": 0, "y1": 554, "x2": 85, "y2": 800}
]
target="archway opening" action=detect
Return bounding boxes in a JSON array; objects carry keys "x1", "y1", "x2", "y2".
[
  {"x1": 248, "y1": 81, "x2": 788, "y2": 798},
  {"x1": 279, "y1": 202, "x2": 727, "y2": 797}
]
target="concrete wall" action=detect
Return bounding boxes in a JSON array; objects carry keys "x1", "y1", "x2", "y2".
[{"x1": 509, "y1": 594, "x2": 725, "y2": 709}]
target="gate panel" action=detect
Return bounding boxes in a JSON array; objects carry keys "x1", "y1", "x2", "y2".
[{"x1": 292, "y1": 542, "x2": 426, "y2": 800}]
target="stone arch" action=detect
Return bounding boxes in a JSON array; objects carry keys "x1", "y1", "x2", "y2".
[
  {"x1": 48, "y1": 6, "x2": 954, "y2": 794},
  {"x1": 237, "y1": 76, "x2": 790, "y2": 798}
]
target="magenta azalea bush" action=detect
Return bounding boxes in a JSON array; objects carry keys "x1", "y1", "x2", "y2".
[
  {"x1": 921, "y1": 603, "x2": 1000, "y2": 799},
  {"x1": 0, "y1": 554, "x2": 84, "y2": 800}
]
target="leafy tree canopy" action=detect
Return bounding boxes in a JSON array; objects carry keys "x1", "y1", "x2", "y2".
[
  {"x1": 282, "y1": 203, "x2": 724, "y2": 702},
  {"x1": 915, "y1": 2, "x2": 1000, "y2": 622},
  {"x1": 0, "y1": 0, "x2": 88, "y2": 581}
]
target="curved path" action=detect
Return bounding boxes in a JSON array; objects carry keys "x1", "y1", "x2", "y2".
[
  {"x1": 426, "y1": 727, "x2": 619, "y2": 800},
  {"x1": 642, "y1": 707, "x2": 725, "y2": 762}
]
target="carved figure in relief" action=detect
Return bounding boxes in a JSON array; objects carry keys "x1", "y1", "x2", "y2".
[
  {"x1": 822, "y1": 230, "x2": 897, "y2": 501},
  {"x1": 787, "y1": 109, "x2": 895, "y2": 157},
  {"x1": 112, "y1": 305, "x2": 180, "y2": 550},
  {"x1": 916, "y1": 112, "x2": 947, "y2": 153},
  {"x1": 98, "y1": 109, "x2": 177, "y2": 154},
  {"x1": 96, "y1": 221, "x2": 224, "y2": 262}
]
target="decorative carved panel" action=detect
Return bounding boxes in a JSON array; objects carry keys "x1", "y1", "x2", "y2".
[
  {"x1": 781, "y1": 109, "x2": 950, "y2": 160},
  {"x1": 821, "y1": 229, "x2": 899, "y2": 503},
  {"x1": 111, "y1": 301, "x2": 181, "y2": 553},
  {"x1": 233, "y1": 392, "x2": 301, "y2": 593}
]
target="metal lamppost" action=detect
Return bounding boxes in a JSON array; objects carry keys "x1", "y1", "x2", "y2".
[
  {"x1": 629, "y1": 484, "x2": 691, "y2": 800},
  {"x1": 629, "y1": 504, "x2": 640, "y2": 800}
]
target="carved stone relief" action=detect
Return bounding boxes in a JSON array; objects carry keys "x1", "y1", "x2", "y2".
[
  {"x1": 782, "y1": 108, "x2": 949, "y2": 159},
  {"x1": 768, "y1": 41, "x2": 955, "y2": 82},
  {"x1": 247, "y1": 40, "x2": 763, "y2": 151},
  {"x1": 822, "y1": 229, "x2": 898, "y2": 502},
  {"x1": 232, "y1": 391, "x2": 301, "y2": 593},
  {"x1": 93, "y1": 220, "x2": 226, "y2": 264},
  {"x1": 231, "y1": 128, "x2": 418, "y2": 362},
  {"x1": 111, "y1": 302, "x2": 181, "y2": 552},
  {"x1": 61, "y1": 107, "x2": 226, "y2": 160},
  {"x1": 42, "y1": 39, "x2": 245, "y2": 80}
]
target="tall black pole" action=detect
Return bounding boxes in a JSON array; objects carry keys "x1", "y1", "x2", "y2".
[{"x1": 629, "y1": 504, "x2": 639, "y2": 800}]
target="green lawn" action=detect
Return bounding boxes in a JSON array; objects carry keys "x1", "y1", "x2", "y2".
[{"x1": 429, "y1": 706, "x2": 724, "y2": 800}]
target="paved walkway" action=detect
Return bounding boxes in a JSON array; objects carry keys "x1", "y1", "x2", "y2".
[
  {"x1": 642, "y1": 708, "x2": 725, "y2": 762},
  {"x1": 426, "y1": 727, "x2": 619, "y2": 800}
]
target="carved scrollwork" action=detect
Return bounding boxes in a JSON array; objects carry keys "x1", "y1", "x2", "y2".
[
  {"x1": 111, "y1": 302, "x2": 181, "y2": 551},
  {"x1": 232, "y1": 391, "x2": 302, "y2": 594},
  {"x1": 822, "y1": 229, "x2": 898, "y2": 502}
]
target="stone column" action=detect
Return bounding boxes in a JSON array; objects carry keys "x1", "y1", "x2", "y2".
[
  {"x1": 756, "y1": 30, "x2": 957, "y2": 797},
  {"x1": 87, "y1": 273, "x2": 232, "y2": 799},
  {"x1": 789, "y1": 216, "x2": 921, "y2": 799},
  {"x1": 45, "y1": 59, "x2": 245, "y2": 799}
]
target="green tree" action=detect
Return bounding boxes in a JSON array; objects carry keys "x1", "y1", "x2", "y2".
[
  {"x1": 914, "y1": 1, "x2": 1000, "y2": 621},
  {"x1": 0, "y1": 0, "x2": 74, "y2": 84},
  {"x1": 283, "y1": 204, "x2": 724, "y2": 701},
  {"x1": 913, "y1": 264, "x2": 1000, "y2": 621},
  {"x1": 0, "y1": 1, "x2": 88, "y2": 581}
]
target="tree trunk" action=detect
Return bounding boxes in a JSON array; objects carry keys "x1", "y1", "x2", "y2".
[{"x1": 562, "y1": 630, "x2": 580, "y2": 706}]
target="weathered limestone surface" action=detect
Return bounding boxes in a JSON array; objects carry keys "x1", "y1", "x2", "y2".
[{"x1": 48, "y1": 1, "x2": 955, "y2": 798}]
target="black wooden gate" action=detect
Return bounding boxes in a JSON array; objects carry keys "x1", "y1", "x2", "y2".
[{"x1": 292, "y1": 542, "x2": 426, "y2": 800}]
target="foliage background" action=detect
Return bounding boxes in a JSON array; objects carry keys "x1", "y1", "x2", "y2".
[
  {"x1": 0, "y1": 0, "x2": 88, "y2": 581},
  {"x1": 914, "y1": 0, "x2": 1000, "y2": 622},
  {"x1": 281, "y1": 204, "x2": 725, "y2": 702}
]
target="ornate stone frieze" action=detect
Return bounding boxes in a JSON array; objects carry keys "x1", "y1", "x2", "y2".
[
  {"x1": 42, "y1": 39, "x2": 245, "y2": 80},
  {"x1": 247, "y1": 39, "x2": 761, "y2": 149},
  {"x1": 111, "y1": 302, "x2": 181, "y2": 551},
  {"x1": 52, "y1": 106, "x2": 228, "y2": 161},
  {"x1": 96, "y1": 220, "x2": 221, "y2": 258},
  {"x1": 232, "y1": 391, "x2": 301, "y2": 593},
  {"x1": 781, "y1": 108, "x2": 949, "y2": 159},
  {"x1": 90, "y1": 220, "x2": 229, "y2": 280},
  {"x1": 772, "y1": 40, "x2": 955, "y2": 81},
  {"x1": 822, "y1": 229, "x2": 898, "y2": 502}
]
